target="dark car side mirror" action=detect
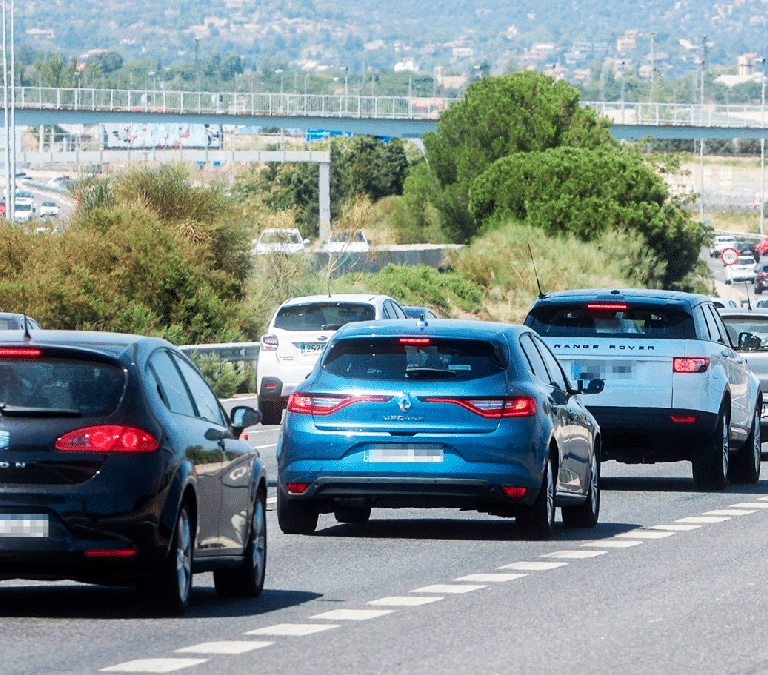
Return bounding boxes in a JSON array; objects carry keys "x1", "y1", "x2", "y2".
[
  {"x1": 231, "y1": 405, "x2": 262, "y2": 433},
  {"x1": 738, "y1": 331, "x2": 762, "y2": 352},
  {"x1": 578, "y1": 378, "x2": 605, "y2": 395}
]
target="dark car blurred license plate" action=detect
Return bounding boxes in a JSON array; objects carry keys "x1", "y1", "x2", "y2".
[{"x1": 0, "y1": 514, "x2": 49, "y2": 538}]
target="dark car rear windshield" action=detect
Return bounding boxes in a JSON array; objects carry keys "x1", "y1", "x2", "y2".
[
  {"x1": 322, "y1": 337, "x2": 506, "y2": 381},
  {"x1": 526, "y1": 304, "x2": 693, "y2": 339},
  {"x1": 274, "y1": 303, "x2": 376, "y2": 331},
  {"x1": 0, "y1": 358, "x2": 125, "y2": 414}
]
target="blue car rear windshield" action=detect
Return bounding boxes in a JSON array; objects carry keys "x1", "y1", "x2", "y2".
[
  {"x1": 0, "y1": 358, "x2": 125, "y2": 414},
  {"x1": 274, "y1": 303, "x2": 376, "y2": 331},
  {"x1": 527, "y1": 304, "x2": 693, "y2": 339},
  {"x1": 322, "y1": 337, "x2": 505, "y2": 381}
]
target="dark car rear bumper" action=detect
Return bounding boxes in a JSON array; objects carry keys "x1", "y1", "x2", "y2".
[{"x1": 588, "y1": 406, "x2": 719, "y2": 463}]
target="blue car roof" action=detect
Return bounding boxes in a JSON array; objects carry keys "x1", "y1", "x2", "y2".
[{"x1": 333, "y1": 318, "x2": 529, "y2": 340}]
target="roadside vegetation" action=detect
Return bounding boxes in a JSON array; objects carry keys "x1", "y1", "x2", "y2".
[{"x1": 1, "y1": 72, "x2": 715, "y2": 351}]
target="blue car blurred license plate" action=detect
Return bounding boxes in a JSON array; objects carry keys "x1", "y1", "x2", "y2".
[
  {"x1": 365, "y1": 445, "x2": 444, "y2": 462},
  {"x1": 0, "y1": 514, "x2": 49, "y2": 538}
]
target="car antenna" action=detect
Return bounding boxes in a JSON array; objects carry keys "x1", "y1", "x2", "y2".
[
  {"x1": 745, "y1": 282, "x2": 752, "y2": 310},
  {"x1": 22, "y1": 313, "x2": 32, "y2": 340},
  {"x1": 527, "y1": 244, "x2": 545, "y2": 298}
]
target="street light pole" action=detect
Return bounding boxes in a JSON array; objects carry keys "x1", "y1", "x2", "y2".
[{"x1": 194, "y1": 37, "x2": 200, "y2": 93}]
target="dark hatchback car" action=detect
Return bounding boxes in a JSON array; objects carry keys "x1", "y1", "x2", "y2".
[
  {"x1": 0, "y1": 330, "x2": 266, "y2": 615},
  {"x1": 277, "y1": 319, "x2": 603, "y2": 540}
]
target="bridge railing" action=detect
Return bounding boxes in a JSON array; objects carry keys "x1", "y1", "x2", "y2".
[
  {"x1": 14, "y1": 86, "x2": 453, "y2": 120},
  {"x1": 12, "y1": 87, "x2": 768, "y2": 128}
]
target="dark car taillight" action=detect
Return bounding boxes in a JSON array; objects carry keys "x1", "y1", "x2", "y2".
[
  {"x1": 55, "y1": 425, "x2": 160, "y2": 453},
  {"x1": 287, "y1": 393, "x2": 392, "y2": 415},
  {"x1": 260, "y1": 334, "x2": 279, "y2": 351},
  {"x1": 423, "y1": 396, "x2": 536, "y2": 418}
]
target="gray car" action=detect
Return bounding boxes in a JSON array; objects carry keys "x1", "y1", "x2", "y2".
[{"x1": 718, "y1": 308, "x2": 768, "y2": 442}]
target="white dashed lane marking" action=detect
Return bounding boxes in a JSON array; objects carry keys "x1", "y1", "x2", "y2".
[
  {"x1": 705, "y1": 509, "x2": 756, "y2": 516},
  {"x1": 542, "y1": 550, "x2": 607, "y2": 559},
  {"x1": 650, "y1": 524, "x2": 702, "y2": 531},
  {"x1": 616, "y1": 530, "x2": 676, "y2": 539},
  {"x1": 674, "y1": 516, "x2": 730, "y2": 524},
  {"x1": 101, "y1": 659, "x2": 207, "y2": 672},
  {"x1": 730, "y1": 502, "x2": 768, "y2": 509},
  {"x1": 246, "y1": 623, "x2": 339, "y2": 636},
  {"x1": 498, "y1": 561, "x2": 568, "y2": 571},
  {"x1": 368, "y1": 596, "x2": 443, "y2": 607},
  {"x1": 412, "y1": 584, "x2": 486, "y2": 594},
  {"x1": 310, "y1": 609, "x2": 395, "y2": 621},
  {"x1": 581, "y1": 539, "x2": 643, "y2": 548},
  {"x1": 454, "y1": 573, "x2": 527, "y2": 583},
  {"x1": 175, "y1": 641, "x2": 272, "y2": 655}
]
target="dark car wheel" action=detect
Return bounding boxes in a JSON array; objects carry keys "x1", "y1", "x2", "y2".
[
  {"x1": 334, "y1": 506, "x2": 372, "y2": 524},
  {"x1": 277, "y1": 489, "x2": 318, "y2": 534},
  {"x1": 561, "y1": 448, "x2": 600, "y2": 528},
  {"x1": 728, "y1": 405, "x2": 761, "y2": 484},
  {"x1": 144, "y1": 501, "x2": 193, "y2": 616},
  {"x1": 258, "y1": 399, "x2": 283, "y2": 426},
  {"x1": 692, "y1": 405, "x2": 729, "y2": 491},
  {"x1": 214, "y1": 489, "x2": 267, "y2": 597},
  {"x1": 517, "y1": 454, "x2": 555, "y2": 540}
]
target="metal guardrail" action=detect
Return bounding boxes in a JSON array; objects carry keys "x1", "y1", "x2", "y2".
[{"x1": 179, "y1": 342, "x2": 260, "y2": 364}]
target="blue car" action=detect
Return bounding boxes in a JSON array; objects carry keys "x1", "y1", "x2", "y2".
[{"x1": 277, "y1": 319, "x2": 603, "y2": 539}]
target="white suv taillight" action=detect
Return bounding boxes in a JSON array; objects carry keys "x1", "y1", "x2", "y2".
[{"x1": 261, "y1": 334, "x2": 279, "y2": 351}]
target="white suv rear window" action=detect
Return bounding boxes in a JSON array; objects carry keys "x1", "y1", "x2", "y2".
[{"x1": 274, "y1": 303, "x2": 376, "y2": 331}]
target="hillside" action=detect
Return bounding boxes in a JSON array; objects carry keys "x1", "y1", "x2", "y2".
[{"x1": 18, "y1": 0, "x2": 768, "y2": 82}]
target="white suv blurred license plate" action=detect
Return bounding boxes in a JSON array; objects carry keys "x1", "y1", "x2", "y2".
[
  {"x1": 365, "y1": 445, "x2": 444, "y2": 462},
  {"x1": 0, "y1": 514, "x2": 49, "y2": 538}
]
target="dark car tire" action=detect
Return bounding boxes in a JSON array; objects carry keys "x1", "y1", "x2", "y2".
[
  {"x1": 144, "y1": 501, "x2": 193, "y2": 616},
  {"x1": 277, "y1": 489, "x2": 318, "y2": 534},
  {"x1": 561, "y1": 448, "x2": 600, "y2": 528},
  {"x1": 334, "y1": 506, "x2": 372, "y2": 524},
  {"x1": 692, "y1": 405, "x2": 729, "y2": 491},
  {"x1": 258, "y1": 399, "x2": 283, "y2": 426},
  {"x1": 517, "y1": 454, "x2": 555, "y2": 540},
  {"x1": 214, "y1": 489, "x2": 267, "y2": 597},
  {"x1": 756, "y1": 287, "x2": 764, "y2": 295},
  {"x1": 728, "y1": 405, "x2": 761, "y2": 484}
]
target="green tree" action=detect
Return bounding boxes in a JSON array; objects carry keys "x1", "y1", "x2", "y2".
[
  {"x1": 468, "y1": 145, "x2": 708, "y2": 288},
  {"x1": 423, "y1": 71, "x2": 614, "y2": 243},
  {"x1": 330, "y1": 135, "x2": 409, "y2": 215}
]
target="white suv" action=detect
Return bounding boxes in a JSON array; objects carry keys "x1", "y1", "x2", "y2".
[
  {"x1": 709, "y1": 234, "x2": 738, "y2": 258},
  {"x1": 257, "y1": 293, "x2": 408, "y2": 424},
  {"x1": 525, "y1": 288, "x2": 762, "y2": 491}
]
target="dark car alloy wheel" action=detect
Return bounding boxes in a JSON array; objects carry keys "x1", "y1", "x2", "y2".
[
  {"x1": 692, "y1": 405, "x2": 729, "y2": 491},
  {"x1": 561, "y1": 447, "x2": 600, "y2": 528},
  {"x1": 728, "y1": 405, "x2": 761, "y2": 484},
  {"x1": 516, "y1": 455, "x2": 555, "y2": 540}
]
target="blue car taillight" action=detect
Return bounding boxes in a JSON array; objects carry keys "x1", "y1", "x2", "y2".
[
  {"x1": 287, "y1": 393, "x2": 392, "y2": 415},
  {"x1": 422, "y1": 396, "x2": 536, "y2": 418}
]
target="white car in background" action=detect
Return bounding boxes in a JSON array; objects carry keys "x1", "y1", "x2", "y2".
[
  {"x1": 253, "y1": 228, "x2": 309, "y2": 254},
  {"x1": 256, "y1": 293, "x2": 408, "y2": 424},
  {"x1": 13, "y1": 202, "x2": 35, "y2": 223},
  {"x1": 709, "y1": 234, "x2": 738, "y2": 258},
  {"x1": 323, "y1": 229, "x2": 370, "y2": 253},
  {"x1": 39, "y1": 201, "x2": 60, "y2": 218},
  {"x1": 725, "y1": 254, "x2": 757, "y2": 284}
]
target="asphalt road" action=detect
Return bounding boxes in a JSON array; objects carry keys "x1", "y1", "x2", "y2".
[{"x1": 4, "y1": 408, "x2": 768, "y2": 675}]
